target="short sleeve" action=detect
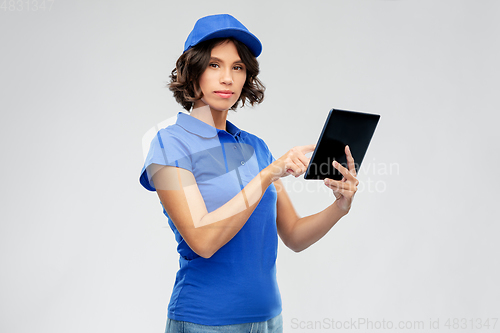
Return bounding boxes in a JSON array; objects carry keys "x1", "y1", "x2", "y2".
[
  {"x1": 268, "y1": 150, "x2": 276, "y2": 165},
  {"x1": 261, "y1": 138, "x2": 275, "y2": 166},
  {"x1": 139, "y1": 129, "x2": 193, "y2": 191}
]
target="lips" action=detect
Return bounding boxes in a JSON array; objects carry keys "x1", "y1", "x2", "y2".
[{"x1": 214, "y1": 90, "x2": 233, "y2": 99}]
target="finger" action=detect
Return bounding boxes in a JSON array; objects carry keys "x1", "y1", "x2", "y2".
[
  {"x1": 295, "y1": 152, "x2": 311, "y2": 168},
  {"x1": 298, "y1": 144, "x2": 316, "y2": 154},
  {"x1": 286, "y1": 163, "x2": 302, "y2": 177},
  {"x1": 324, "y1": 178, "x2": 357, "y2": 191},
  {"x1": 323, "y1": 183, "x2": 352, "y2": 197},
  {"x1": 287, "y1": 158, "x2": 305, "y2": 177},
  {"x1": 332, "y1": 161, "x2": 356, "y2": 181},
  {"x1": 345, "y1": 145, "x2": 357, "y2": 177},
  {"x1": 324, "y1": 182, "x2": 357, "y2": 199},
  {"x1": 291, "y1": 155, "x2": 308, "y2": 173},
  {"x1": 333, "y1": 160, "x2": 357, "y2": 183}
]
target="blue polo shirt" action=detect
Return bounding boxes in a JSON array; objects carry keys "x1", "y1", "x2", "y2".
[{"x1": 139, "y1": 112, "x2": 282, "y2": 325}]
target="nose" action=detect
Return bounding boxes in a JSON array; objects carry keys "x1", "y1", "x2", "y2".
[{"x1": 220, "y1": 67, "x2": 233, "y2": 85}]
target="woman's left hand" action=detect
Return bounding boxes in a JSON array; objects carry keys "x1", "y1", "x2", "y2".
[{"x1": 323, "y1": 145, "x2": 359, "y2": 213}]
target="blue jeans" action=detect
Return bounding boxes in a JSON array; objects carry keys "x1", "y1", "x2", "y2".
[{"x1": 165, "y1": 313, "x2": 283, "y2": 333}]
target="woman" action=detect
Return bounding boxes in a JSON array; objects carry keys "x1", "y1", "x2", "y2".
[{"x1": 140, "y1": 14, "x2": 359, "y2": 333}]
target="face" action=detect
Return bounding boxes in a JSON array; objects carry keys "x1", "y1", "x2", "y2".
[{"x1": 194, "y1": 40, "x2": 247, "y2": 112}]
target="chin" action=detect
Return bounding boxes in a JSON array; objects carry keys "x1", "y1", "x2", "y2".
[{"x1": 210, "y1": 100, "x2": 239, "y2": 112}]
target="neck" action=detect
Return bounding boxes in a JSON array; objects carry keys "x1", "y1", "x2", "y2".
[{"x1": 190, "y1": 103, "x2": 228, "y2": 131}]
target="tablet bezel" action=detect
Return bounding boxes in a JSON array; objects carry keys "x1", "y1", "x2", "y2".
[{"x1": 304, "y1": 108, "x2": 380, "y2": 181}]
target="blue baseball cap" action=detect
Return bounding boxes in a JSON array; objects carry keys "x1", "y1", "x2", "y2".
[{"x1": 184, "y1": 14, "x2": 262, "y2": 57}]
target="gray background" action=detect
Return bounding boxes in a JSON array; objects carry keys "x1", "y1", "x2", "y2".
[{"x1": 1, "y1": 0, "x2": 499, "y2": 332}]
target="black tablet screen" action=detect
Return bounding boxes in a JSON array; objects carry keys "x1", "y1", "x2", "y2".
[{"x1": 304, "y1": 109, "x2": 380, "y2": 180}]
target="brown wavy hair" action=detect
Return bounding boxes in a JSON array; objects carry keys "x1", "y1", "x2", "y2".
[{"x1": 168, "y1": 37, "x2": 265, "y2": 111}]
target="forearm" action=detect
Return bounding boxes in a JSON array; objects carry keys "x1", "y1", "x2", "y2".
[
  {"x1": 194, "y1": 166, "x2": 275, "y2": 257},
  {"x1": 288, "y1": 203, "x2": 348, "y2": 252}
]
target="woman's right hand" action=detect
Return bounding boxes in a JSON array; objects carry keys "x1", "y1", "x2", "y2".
[{"x1": 267, "y1": 144, "x2": 316, "y2": 182}]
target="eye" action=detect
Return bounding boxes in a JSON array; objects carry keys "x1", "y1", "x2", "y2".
[
  {"x1": 233, "y1": 65, "x2": 244, "y2": 71},
  {"x1": 209, "y1": 63, "x2": 219, "y2": 68}
]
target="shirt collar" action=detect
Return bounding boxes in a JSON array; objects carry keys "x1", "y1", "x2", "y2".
[
  {"x1": 225, "y1": 119, "x2": 242, "y2": 137},
  {"x1": 176, "y1": 112, "x2": 242, "y2": 138}
]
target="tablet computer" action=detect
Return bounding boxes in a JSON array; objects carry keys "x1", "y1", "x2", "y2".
[{"x1": 304, "y1": 108, "x2": 380, "y2": 180}]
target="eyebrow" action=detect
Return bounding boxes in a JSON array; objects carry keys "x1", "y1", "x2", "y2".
[{"x1": 210, "y1": 57, "x2": 244, "y2": 65}]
